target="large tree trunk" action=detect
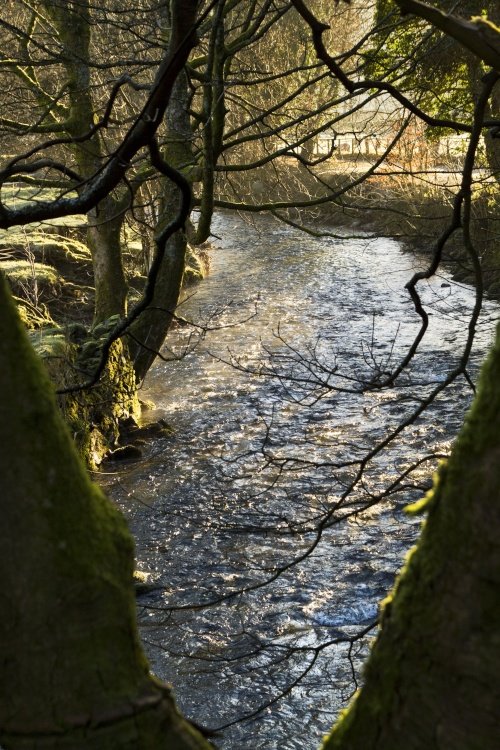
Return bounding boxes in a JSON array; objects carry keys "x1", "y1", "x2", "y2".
[
  {"x1": 322, "y1": 327, "x2": 500, "y2": 749},
  {"x1": 0, "y1": 272, "x2": 211, "y2": 750}
]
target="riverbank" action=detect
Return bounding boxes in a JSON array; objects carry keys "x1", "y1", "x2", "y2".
[
  {"x1": 314, "y1": 159, "x2": 500, "y2": 294},
  {"x1": 0, "y1": 218, "x2": 211, "y2": 466},
  {"x1": 215, "y1": 156, "x2": 500, "y2": 296},
  {"x1": 3, "y1": 151, "x2": 498, "y2": 467}
]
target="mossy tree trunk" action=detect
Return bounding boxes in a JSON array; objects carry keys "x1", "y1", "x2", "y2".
[
  {"x1": 322, "y1": 326, "x2": 500, "y2": 750},
  {"x1": 0, "y1": 272, "x2": 211, "y2": 750}
]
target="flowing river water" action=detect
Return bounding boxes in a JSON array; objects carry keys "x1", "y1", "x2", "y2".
[{"x1": 104, "y1": 211, "x2": 498, "y2": 749}]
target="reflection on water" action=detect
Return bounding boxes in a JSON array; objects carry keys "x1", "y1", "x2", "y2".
[{"x1": 104, "y1": 212, "x2": 497, "y2": 749}]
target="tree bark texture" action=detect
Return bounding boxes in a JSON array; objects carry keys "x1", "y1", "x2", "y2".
[
  {"x1": 86, "y1": 197, "x2": 128, "y2": 321},
  {"x1": 41, "y1": 0, "x2": 129, "y2": 323},
  {"x1": 129, "y1": 71, "x2": 193, "y2": 382},
  {"x1": 128, "y1": 214, "x2": 186, "y2": 382},
  {"x1": 0, "y1": 272, "x2": 211, "y2": 750},
  {"x1": 322, "y1": 326, "x2": 500, "y2": 749},
  {"x1": 484, "y1": 79, "x2": 500, "y2": 180}
]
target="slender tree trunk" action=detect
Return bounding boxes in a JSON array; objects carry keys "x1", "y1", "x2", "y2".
[
  {"x1": 128, "y1": 215, "x2": 187, "y2": 382},
  {"x1": 194, "y1": 2, "x2": 226, "y2": 245},
  {"x1": 129, "y1": 70, "x2": 194, "y2": 382},
  {"x1": 87, "y1": 196, "x2": 128, "y2": 321},
  {"x1": 41, "y1": 0, "x2": 129, "y2": 323},
  {"x1": 322, "y1": 327, "x2": 500, "y2": 750},
  {"x1": 0, "y1": 272, "x2": 211, "y2": 750}
]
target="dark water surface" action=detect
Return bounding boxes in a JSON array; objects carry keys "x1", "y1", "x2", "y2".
[{"x1": 104, "y1": 212, "x2": 497, "y2": 749}]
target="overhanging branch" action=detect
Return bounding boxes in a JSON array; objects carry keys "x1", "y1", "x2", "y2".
[{"x1": 394, "y1": 0, "x2": 500, "y2": 71}]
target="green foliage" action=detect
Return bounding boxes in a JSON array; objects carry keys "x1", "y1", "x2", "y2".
[
  {"x1": 405, "y1": 461, "x2": 447, "y2": 515},
  {"x1": 1, "y1": 258, "x2": 60, "y2": 284},
  {"x1": 27, "y1": 318, "x2": 139, "y2": 468},
  {"x1": 183, "y1": 244, "x2": 209, "y2": 285},
  {"x1": 370, "y1": 0, "x2": 500, "y2": 126}
]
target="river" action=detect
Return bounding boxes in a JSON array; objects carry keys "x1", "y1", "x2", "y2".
[{"x1": 104, "y1": 211, "x2": 498, "y2": 749}]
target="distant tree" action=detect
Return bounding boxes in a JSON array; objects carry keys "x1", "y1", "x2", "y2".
[
  {"x1": 0, "y1": 0, "x2": 154, "y2": 320},
  {"x1": 373, "y1": 0, "x2": 500, "y2": 175},
  {"x1": 0, "y1": 0, "x2": 370, "y2": 384}
]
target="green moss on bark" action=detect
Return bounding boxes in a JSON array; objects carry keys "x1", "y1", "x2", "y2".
[
  {"x1": 31, "y1": 319, "x2": 140, "y2": 468},
  {"x1": 322, "y1": 326, "x2": 500, "y2": 750},
  {"x1": 0, "y1": 272, "x2": 211, "y2": 749}
]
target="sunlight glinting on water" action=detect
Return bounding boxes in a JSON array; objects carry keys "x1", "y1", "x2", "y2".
[{"x1": 106, "y1": 211, "x2": 498, "y2": 750}]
